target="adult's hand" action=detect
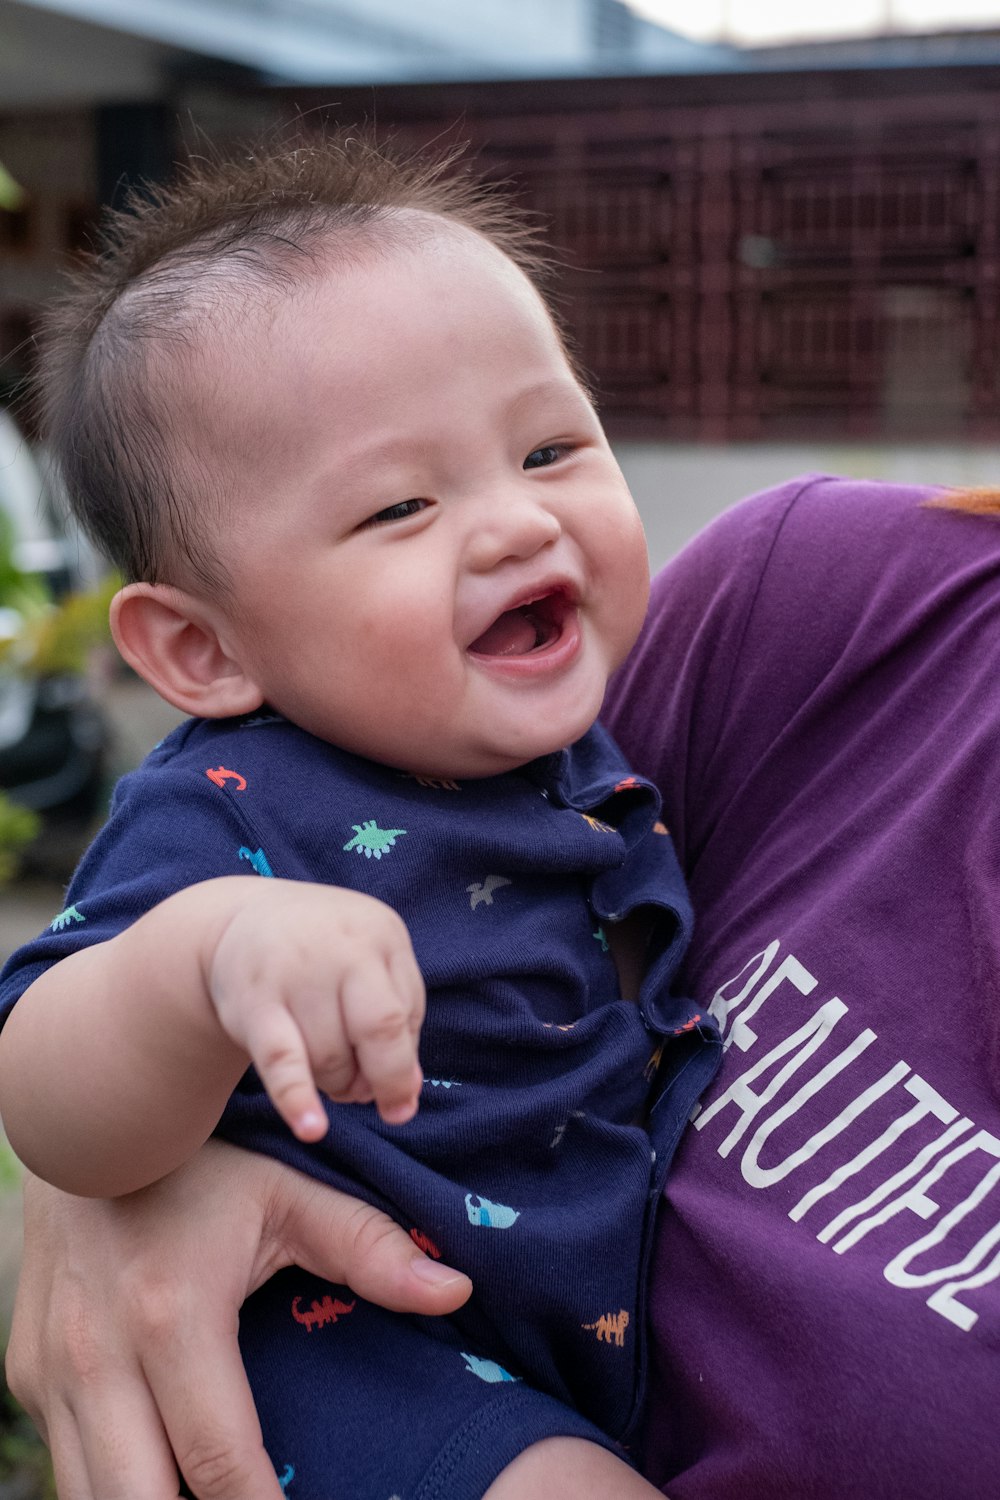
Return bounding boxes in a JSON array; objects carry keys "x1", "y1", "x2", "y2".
[{"x1": 6, "y1": 1142, "x2": 472, "y2": 1500}]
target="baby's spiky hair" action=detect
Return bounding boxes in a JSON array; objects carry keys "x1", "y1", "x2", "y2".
[{"x1": 37, "y1": 129, "x2": 555, "y2": 593}]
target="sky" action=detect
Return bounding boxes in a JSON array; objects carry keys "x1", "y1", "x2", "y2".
[{"x1": 630, "y1": 0, "x2": 1000, "y2": 45}]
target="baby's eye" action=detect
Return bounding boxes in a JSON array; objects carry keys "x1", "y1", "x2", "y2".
[
  {"x1": 363, "y1": 498, "x2": 427, "y2": 528},
  {"x1": 523, "y1": 445, "x2": 564, "y2": 470}
]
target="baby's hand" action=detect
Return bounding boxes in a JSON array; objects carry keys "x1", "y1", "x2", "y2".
[{"x1": 208, "y1": 882, "x2": 425, "y2": 1140}]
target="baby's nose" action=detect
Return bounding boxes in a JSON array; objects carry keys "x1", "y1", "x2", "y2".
[{"x1": 467, "y1": 496, "x2": 562, "y2": 570}]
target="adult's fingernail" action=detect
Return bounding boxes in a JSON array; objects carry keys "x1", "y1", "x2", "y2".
[{"x1": 409, "y1": 1254, "x2": 470, "y2": 1286}]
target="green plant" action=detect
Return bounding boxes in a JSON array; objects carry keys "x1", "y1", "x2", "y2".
[
  {"x1": 0, "y1": 1379, "x2": 55, "y2": 1499},
  {"x1": 0, "y1": 512, "x2": 116, "y2": 679},
  {"x1": 0, "y1": 507, "x2": 114, "y2": 881},
  {"x1": 0, "y1": 1135, "x2": 21, "y2": 1193},
  {"x1": 0, "y1": 793, "x2": 40, "y2": 887},
  {"x1": 0, "y1": 1142, "x2": 54, "y2": 1496},
  {"x1": 0, "y1": 512, "x2": 48, "y2": 621},
  {"x1": 0, "y1": 159, "x2": 24, "y2": 213}
]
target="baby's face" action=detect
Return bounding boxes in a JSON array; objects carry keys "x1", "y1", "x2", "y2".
[{"x1": 195, "y1": 224, "x2": 649, "y2": 778}]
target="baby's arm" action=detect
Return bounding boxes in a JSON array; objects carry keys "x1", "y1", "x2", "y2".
[
  {"x1": 0, "y1": 876, "x2": 424, "y2": 1197},
  {"x1": 486, "y1": 1437, "x2": 664, "y2": 1499}
]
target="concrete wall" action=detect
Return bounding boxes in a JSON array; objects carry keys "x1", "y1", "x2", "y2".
[{"x1": 614, "y1": 440, "x2": 1000, "y2": 571}]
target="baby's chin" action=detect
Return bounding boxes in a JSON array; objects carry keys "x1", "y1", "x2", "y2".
[{"x1": 414, "y1": 724, "x2": 600, "y2": 781}]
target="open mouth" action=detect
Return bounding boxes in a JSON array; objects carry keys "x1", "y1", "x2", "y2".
[{"x1": 468, "y1": 591, "x2": 570, "y2": 658}]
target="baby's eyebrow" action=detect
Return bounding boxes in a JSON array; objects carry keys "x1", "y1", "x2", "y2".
[
  {"x1": 304, "y1": 376, "x2": 591, "y2": 508},
  {"x1": 336, "y1": 380, "x2": 581, "y2": 468},
  {"x1": 503, "y1": 377, "x2": 587, "y2": 424},
  {"x1": 340, "y1": 433, "x2": 432, "y2": 467},
  {"x1": 303, "y1": 440, "x2": 430, "y2": 517}
]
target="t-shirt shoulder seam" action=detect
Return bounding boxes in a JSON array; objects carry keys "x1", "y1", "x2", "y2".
[
  {"x1": 122, "y1": 745, "x2": 278, "y2": 875},
  {"x1": 709, "y1": 473, "x2": 831, "y2": 732}
]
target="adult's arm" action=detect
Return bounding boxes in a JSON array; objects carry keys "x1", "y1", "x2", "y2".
[{"x1": 6, "y1": 1143, "x2": 472, "y2": 1500}]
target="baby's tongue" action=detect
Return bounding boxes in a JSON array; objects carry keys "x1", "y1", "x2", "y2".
[{"x1": 469, "y1": 606, "x2": 537, "y2": 657}]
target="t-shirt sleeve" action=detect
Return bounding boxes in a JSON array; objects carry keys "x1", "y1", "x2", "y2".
[
  {"x1": 0, "y1": 753, "x2": 271, "y2": 1026},
  {"x1": 602, "y1": 473, "x2": 941, "y2": 875}
]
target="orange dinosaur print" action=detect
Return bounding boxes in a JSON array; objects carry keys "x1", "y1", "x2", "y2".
[
  {"x1": 580, "y1": 813, "x2": 615, "y2": 834},
  {"x1": 614, "y1": 776, "x2": 640, "y2": 792},
  {"x1": 409, "y1": 1228, "x2": 442, "y2": 1259},
  {"x1": 653, "y1": 820, "x2": 669, "y2": 835},
  {"x1": 644, "y1": 1041, "x2": 665, "y2": 1082},
  {"x1": 582, "y1": 1310, "x2": 630, "y2": 1347},
  {"x1": 291, "y1": 1294, "x2": 356, "y2": 1332},
  {"x1": 206, "y1": 765, "x2": 247, "y2": 792}
]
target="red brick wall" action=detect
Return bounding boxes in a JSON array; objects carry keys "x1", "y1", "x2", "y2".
[{"x1": 291, "y1": 67, "x2": 1000, "y2": 440}]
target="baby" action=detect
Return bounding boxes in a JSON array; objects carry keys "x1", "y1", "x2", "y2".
[{"x1": 0, "y1": 135, "x2": 718, "y2": 1500}]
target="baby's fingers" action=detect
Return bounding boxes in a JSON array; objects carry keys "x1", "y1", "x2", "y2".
[
  {"x1": 341, "y1": 961, "x2": 424, "y2": 1125},
  {"x1": 241, "y1": 1007, "x2": 328, "y2": 1142}
]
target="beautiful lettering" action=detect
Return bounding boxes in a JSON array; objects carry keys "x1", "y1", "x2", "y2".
[{"x1": 694, "y1": 941, "x2": 999, "y2": 1334}]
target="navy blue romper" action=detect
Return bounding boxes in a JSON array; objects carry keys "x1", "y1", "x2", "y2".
[{"x1": 0, "y1": 714, "x2": 720, "y2": 1499}]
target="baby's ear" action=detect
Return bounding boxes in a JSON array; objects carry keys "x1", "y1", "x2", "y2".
[{"x1": 110, "y1": 583, "x2": 264, "y2": 719}]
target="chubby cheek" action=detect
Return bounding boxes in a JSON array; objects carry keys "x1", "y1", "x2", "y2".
[
  {"x1": 349, "y1": 590, "x2": 459, "y2": 714},
  {"x1": 357, "y1": 584, "x2": 448, "y2": 662},
  {"x1": 596, "y1": 514, "x2": 650, "y2": 665}
]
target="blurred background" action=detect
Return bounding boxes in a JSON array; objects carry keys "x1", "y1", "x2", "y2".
[{"x1": 3, "y1": 0, "x2": 1000, "y2": 1488}]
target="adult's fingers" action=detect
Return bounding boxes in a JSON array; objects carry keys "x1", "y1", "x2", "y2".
[
  {"x1": 8, "y1": 1262, "x2": 187, "y2": 1500},
  {"x1": 46, "y1": 1408, "x2": 98, "y2": 1500},
  {"x1": 27, "y1": 1386, "x2": 179, "y2": 1500},
  {"x1": 69, "y1": 1380, "x2": 184, "y2": 1500},
  {"x1": 9, "y1": 1159, "x2": 286, "y2": 1500},
  {"x1": 131, "y1": 1272, "x2": 284, "y2": 1500},
  {"x1": 148, "y1": 1342, "x2": 283, "y2": 1500},
  {"x1": 270, "y1": 1173, "x2": 473, "y2": 1314}
]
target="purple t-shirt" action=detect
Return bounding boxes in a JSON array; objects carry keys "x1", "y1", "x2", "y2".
[{"x1": 604, "y1": 476, "x2": 998, "y2": 1498}]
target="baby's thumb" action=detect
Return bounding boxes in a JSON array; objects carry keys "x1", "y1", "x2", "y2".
[{"x1": 276, "y1": 1178, "x2": 473, "y2": 1315}]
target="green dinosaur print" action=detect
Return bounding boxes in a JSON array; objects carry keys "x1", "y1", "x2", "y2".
[
  {"x1": 343, "y1": 821, "x2": 406, "y2": 859},
  {"x1": 593, "y1": 926, "x2": 609, "y2": 953},
  {"x1": 50, "y1": 904, "x2": 84, "y2": 932}
]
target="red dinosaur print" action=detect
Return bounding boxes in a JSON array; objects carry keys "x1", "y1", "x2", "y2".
[
  {"x1": 671, "y1": 1012, "x2": 702, "y2": 1036},
  {"x1": 409, "y1": 1228, "x2": 442, "y2": 1259},
  {"x1": 291, "y1": 1294, "x2": 357, "y2": 1332},
  {"x1": 206, "y1": 765, "x2": 247, "y2": 792},
  {"x1": 614, "y1": 776, "x2": 640, "y2": 792}
]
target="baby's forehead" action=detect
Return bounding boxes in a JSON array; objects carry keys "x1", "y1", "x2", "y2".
[
  {"x1": 138, "y1": 212, "x2": 516, "y2": 377},
  {"x1": 192, "y1": 220, "x2": 540, "y2": 376},
  {"x1": 140, "y1": 218, "x2": 558, "y2": 478}
]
